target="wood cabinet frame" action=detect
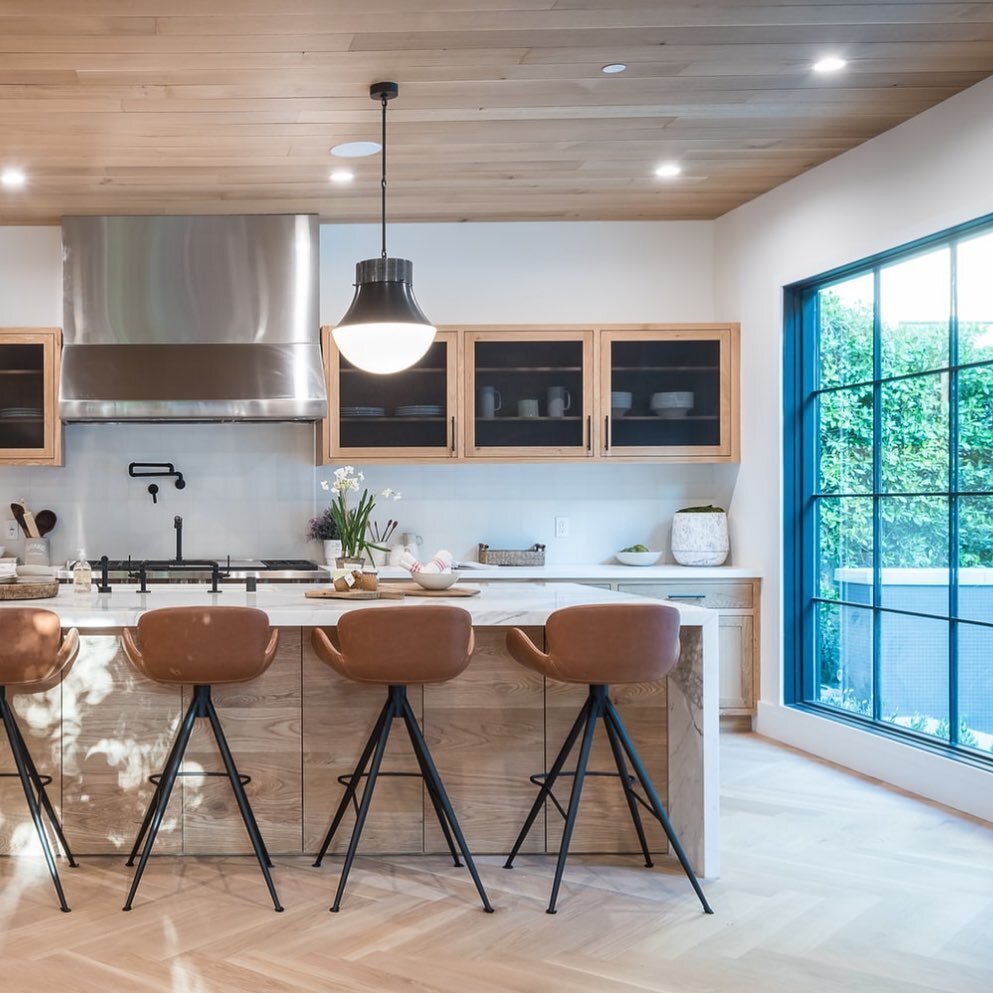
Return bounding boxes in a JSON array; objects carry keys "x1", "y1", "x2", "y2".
[
  {"x1": 318, "y1": 323, "x2": 739, "y2": 465},
  {"x1": 598, "y1": 324, "x2": 740, "y2": 463},
  {"x1": 462, "y1": 327, "x2": 595, "y2": 459},
  {"x1": 317, "y1": 326, "x2": 461, "y2": 464},
  {"x1": 0, "y1": 327, "x2": 62, "y2": 466}
]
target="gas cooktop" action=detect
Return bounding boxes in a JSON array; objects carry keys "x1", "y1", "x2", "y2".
[{"x1": 91, "y1": 557, "x2": 323, "y2": 582}]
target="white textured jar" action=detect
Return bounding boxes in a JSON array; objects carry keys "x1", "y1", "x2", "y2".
[{"x1": 670, "y1": 512, "x2": 729, "y2": 566}]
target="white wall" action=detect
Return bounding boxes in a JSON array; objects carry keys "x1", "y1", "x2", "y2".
[
  {"x1": 715, "y1": 74, "x2": 993, "y2": 821},
  {"x1": 1, "y1": 221, "x2": 725, "y2": 566}
]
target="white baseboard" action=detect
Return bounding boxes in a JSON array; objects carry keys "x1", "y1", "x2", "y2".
[{"x1": 755, "y1": 701, "x2": 993, "y2": 824}]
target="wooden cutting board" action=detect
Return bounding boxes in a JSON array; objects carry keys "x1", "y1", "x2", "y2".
[
  {"x1": 387, "y1": 583, "x2": 481, "y2": 598},
  {"x1": 305, "y1": 588, "x2": 405, "y2": 600},
  {"x1": 0, "y1": 580, "x2": 59, "y2": 600}
]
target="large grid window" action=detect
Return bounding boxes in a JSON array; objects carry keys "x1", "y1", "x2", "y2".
[{"x1": 786, "y1": 221, "x2": 993, "y2": 760}]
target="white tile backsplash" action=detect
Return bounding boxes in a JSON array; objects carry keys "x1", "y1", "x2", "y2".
[{"x1": 2, "y1": 422, "x2": 736, "y2": 566}]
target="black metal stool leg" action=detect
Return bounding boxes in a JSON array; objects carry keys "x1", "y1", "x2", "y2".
[
  {"x1": 313, "y1": 695, "x2": 393, "y2": 867},
  {"x1": 203, "y1": 692, "x2": 282, "y2": 912},
  {"x1": 330, "y1": 692, "x2": 396, "y2": 912},
  {"x1": 603, "y1": 715, "x2": 653, "y2": 868},
  {"x1": 127, "y1": 716, "x2": 189, "y2": 866},
  {"x1": 123, "y1": 695, "x2": 198, "y2": 911},
  {"x1": 503, "y1": 695, "x2": 592, "y2": 869},
  {"x1": 8, "y1": 713, "x2": 78, "y2": 868},
  {"x1": 411, "y1": 730, "x2": 463, "y2": 867},
  {"x1": 605, "y1": 700, "x2": 713, "y2": 914},
  {"x1": 0, "y1": 693, "x2": 71, "y2": 912},
  {"x1": 546, "y1": 687, "x2": 602, "y2": 914},
  {"x1": 399, "y1": 695, "x2": 493, "y2": 913}
]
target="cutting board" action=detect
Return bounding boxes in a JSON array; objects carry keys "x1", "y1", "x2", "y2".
[
  {"x1": 304, "y1": 584, "x2": 480, "y2": 600},
  {"x1": 387, "y1": 583, "x2": 481, "y2": 598},
  {"x1": 305, "y1": 588, "x2": 405, "y2": 600},
  {"x1": 0, "y1": 580, "x2": 59, "y2": 600}
]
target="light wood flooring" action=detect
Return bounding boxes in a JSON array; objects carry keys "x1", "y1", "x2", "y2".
[{"x1": 1, "y1": 732, "x2": 991, "y2": 993}]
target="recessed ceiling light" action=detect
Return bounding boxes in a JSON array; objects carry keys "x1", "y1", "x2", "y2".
[
  {"x1": 813, "y1": 55, "x2": 847, "y2": 73},
  {"x1": 1, "y1": 168, "x2": 26, "y2": 189},
  {"x1": 330, "y1": 141, "x2": 382, "y2": 158},
  {"x1": 601, "y1": 63, "x2": 627, "y2": 74},
  {"x1": 329, "y1": 168, "x2": 354, "y2": 184},
  {"x1": 654, "y1": 162, "x2": 682, "y2": 179}
]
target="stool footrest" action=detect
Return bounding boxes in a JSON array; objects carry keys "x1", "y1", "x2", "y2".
[
  {"x1": 336, "y1": 770, "x2": 422, "y2": 816},
  {"x1": 529, "y1": 770, "x2": 656, "y2": 823},
  {"x1": 149, "y1": 770, "x2": 251, "y2": 787},
  {"x1": 0, "y1": 771, "x2": 53, "y2": 787}
]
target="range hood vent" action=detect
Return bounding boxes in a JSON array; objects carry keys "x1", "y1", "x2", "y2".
[{"x1": 61, "y1": 214, "x2": 326, "y2": 422}]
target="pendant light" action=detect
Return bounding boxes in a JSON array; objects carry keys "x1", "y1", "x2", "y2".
[{"x1": 332, "y1": 81, "x2": 436, "y2": 374}]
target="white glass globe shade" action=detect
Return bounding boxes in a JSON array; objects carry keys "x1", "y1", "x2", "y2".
[{"x1": 332, "y1": 322, "x2": 436, "y2": 374}]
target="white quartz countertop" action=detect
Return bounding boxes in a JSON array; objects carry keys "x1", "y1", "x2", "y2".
[
  {"x1": 376, "y1": 564, "x2": 759, "y2": 581},
  {"x1": 0, "y1": 581, "x2": 715, "y2": 629}
]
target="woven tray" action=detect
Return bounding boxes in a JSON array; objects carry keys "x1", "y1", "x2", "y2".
[
  {"x1": 0, "y1": 580, "x2": 60, "y2": 601},
  {"x1": 477, "y1": 543, "x2": 545, "y2": 566}
]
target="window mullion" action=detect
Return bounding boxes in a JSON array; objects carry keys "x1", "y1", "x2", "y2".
[
  {"x1": 948, "y1": 243, "x2": 960, "y2": 745},
  {"x1": 871, "y1": 267, "x2": 882, "y2": 725}
]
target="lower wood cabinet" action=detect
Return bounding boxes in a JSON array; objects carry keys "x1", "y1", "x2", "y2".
[{"x1": 613, "y1": 579, "x2": 760, "y2": 717}]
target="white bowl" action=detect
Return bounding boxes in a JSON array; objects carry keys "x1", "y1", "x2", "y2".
[
  {"x1": 610, "y1": 406, "x2": 630, "y2": 419},
  {"x1": 651, "y1": 391, "x2": 694, "y2": 408},
  {"x1": 411, "y1": 571, "x2": 460, "y2": 590},
  {"x1": 615, "y1": 551, "x2": 661, "y2": 566},
  {"x1": 610, "y1": 391, "x2": 633, "y2": 405}
]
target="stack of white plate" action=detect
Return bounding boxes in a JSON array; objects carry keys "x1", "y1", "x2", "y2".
[
  {"x1": 650, "y1": 391, "x2": 694, "y2": 419},
  {"x1": 341, "y1": 406, "x2": 386, "y2": 418},
  {"x1": 610, "y1": 391, "x2": 632, "y2": 418},
  {"x1": 395, "y1": 404, "x2": 443, "y2": 417},
  {"x1": 0, "y1": 407, "x2": 43, "y2": 419}
]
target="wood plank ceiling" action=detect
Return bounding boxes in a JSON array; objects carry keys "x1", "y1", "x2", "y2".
[{"x1": 2, "y1": 1, "x2": 993, "y2": 223}]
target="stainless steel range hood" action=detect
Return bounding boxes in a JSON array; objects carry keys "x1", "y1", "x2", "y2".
[{"x1": 60, "y1": 214, "x2": 327, "y2": 421}]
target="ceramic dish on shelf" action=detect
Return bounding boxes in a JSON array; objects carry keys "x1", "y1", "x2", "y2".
[
  {"x1": 615, "y1": 550, "x2": 661, "y2": 566},
  {"x1": 395, "y1": 404, "x2": 444, "y2": 417},
  {"x1": 410, "y1": 571, "x2": 460, "y2": 590},
  {"x1": 340, "y1": 406, "x2": 386, "y2": 417}
]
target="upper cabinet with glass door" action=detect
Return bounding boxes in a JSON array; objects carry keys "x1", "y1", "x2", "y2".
[
  {"x1": 320, "y1": 327, "x2": 459, "y2": 462},
  {"x1": 0, "y1": 328, "x2": 62, "y2": 466},
  {"x1": 599, "y1": 326, "x2": 739, "y2": 462},
  {"x1": 464, "y1": 330, "x2": 594, "y2": 458}
]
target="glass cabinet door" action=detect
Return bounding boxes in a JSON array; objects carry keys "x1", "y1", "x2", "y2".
[
  {"x1": 600, "y1": 328, "x2": 738, "y2": 460},
  {"x1": 465, "y1": 331, "x2": 593, "y2": 457},
  {"x1": 0, "y1": 330, "x2": 59, "y2": 464},
  {"x1": 330, "y1": 331, "x2": 457, "y2": 459}
]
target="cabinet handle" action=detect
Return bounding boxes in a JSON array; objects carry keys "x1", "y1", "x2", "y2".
[
  {"x1": 586, "y1": 415, "x2": 591, "y2": 453},
  {"x1": 604, "y1": 415, "x2": 610, "y2": 452},
  {"x1": 667, "y1": 593, "x2": 706, "y2": 599},
  {"x1": 451, "y1": 416, "x2": 456, "y2": 454}
]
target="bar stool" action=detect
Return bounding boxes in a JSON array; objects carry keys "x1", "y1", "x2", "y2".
[
  {"x1": 503, "y1": 602, "x2": 713, "y2": 915},
  {"x1": 311, "y1": 605, "x2": 493, "y2": 913},
  {"x1": 0, "y1": 608, "x2": 79, "y2": 912},
  {"x1": 120, "y1": 606, "x2": 282, "y2": 912}
]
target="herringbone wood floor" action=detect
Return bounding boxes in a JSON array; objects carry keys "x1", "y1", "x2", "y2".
[{"x1": 2, "y1": 732, "x2": 991, "y2": 993}]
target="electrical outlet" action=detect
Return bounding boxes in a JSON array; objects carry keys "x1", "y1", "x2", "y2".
[
  {"x1": 4, "y1": 520, "x2": 18, "y2": 541},
  {"x1": 555, "y1": 516, "x2": 570, "y2": 538}
]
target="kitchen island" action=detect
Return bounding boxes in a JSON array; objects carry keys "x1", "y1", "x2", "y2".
[{"x1": 0, "y1": 583, "x2": 718, "y2": 876}]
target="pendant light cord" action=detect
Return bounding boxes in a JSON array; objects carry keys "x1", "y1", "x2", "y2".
[{"x1": 380, "y1": 91, "x2": 388, "y2": 259}]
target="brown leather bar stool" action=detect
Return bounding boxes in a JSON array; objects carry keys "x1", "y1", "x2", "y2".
[
  {"x1": 311, "y1": 605, "x2": 493, "y2": 913},
  {"x1": 120, "y1": 606, "x2": 282, "y2": 912},
  {"x1": 0, "y1": 608, "x2": 79, "y2": 912},
  {"x1": 503, "y1": 602, "x2": 713, "y2": 915}
]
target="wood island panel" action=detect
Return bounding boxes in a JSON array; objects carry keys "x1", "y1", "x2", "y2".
[
  {"x1": 1, "y1": 622, "x2": 678, "y2": 862},
  {"x1": 302, "y1": 631, "x2": 424, "y2": 856},
  {"x1": 545, "y1": 678, "x2": 669, "y2": 855},
  {"x1": 0, "y1": 679, "x2": 62, "y2": 855},
  {"x1": 60, "y1": 632, "x2": 182, "y2": 856},
  {"x1": 422, "y1": 627, "x2": 546, "y2": 855},
  {"x1": 181, "y1": 627, "x2": 303, "y2": 855}
]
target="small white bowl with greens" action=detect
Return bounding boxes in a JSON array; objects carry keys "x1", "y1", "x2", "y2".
[{"x1": 615, "y1": 544, "x2": 661, "y2": 566}]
